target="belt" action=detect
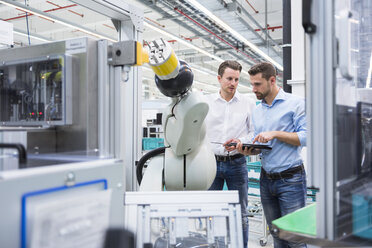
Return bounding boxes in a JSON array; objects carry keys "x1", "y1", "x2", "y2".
[
  {"x1": 215, "y1": 153, "x2": 244, "y2": 162},
  {"x1": 262, "y1": 164, "x2": 304, "y2": 180}
]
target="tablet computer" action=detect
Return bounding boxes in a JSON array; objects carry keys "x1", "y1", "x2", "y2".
[{"x1": 227, "y1": 142, "x2": 272, "y2": 150}]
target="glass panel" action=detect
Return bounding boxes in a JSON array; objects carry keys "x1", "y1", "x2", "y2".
[
  {"x1": 0, "y1": 56, "x2": 66, "y2": 126},
  {"x1": 334, "y1": 0, "x2": 372, "y2": 242}
]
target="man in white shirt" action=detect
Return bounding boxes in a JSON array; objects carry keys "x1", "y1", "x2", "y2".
[{"x1": 204, "y1": 60, "x2": 256, "y2": 248}]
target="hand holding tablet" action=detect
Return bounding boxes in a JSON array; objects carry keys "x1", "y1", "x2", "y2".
[{"x1": 226, "y1": 142, "x2": 272, "y2": 150}]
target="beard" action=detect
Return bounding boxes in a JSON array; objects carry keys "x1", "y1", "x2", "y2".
[{"x1": 255, "y1": 93, "x2": 264, "y2": 100}]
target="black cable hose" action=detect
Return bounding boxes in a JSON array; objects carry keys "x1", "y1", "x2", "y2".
[
  {"x1": 136, "y1": 147, "x2": 166, "y2": 185},
  {"x1": 0, "y1": 143, "x2": 27, "y2": 168}
]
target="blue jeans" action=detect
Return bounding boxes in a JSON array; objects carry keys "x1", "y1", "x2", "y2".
[
  {"x1": 208, "y1": 156, "x2": 249, "y2": 248},
  {"x1": 260, "y1": 169, "x2": 307, "y2": 248}
]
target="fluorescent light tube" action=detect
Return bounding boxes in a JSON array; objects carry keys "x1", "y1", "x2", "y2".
[{"x1": 13, "y1": 28, "x2": 51, "y2": 42}]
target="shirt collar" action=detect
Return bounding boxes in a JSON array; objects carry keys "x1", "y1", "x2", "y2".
[
  {"x1": 262, "y1": 88, "x2": 286, "y2": 106},
  {"x1": 215, "y1": 90, "x2": 241, "y2": 102}
]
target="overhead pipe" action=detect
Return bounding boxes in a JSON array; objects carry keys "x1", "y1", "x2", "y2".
[
  {"x1": 180, "y1": 35, "x2": 199, "y2": 42},
  {"x1": 4, "y1": 3, "x2": 78, "y2": 21},
  {"x1": 145, "y1": 16, "x2": 165, "y2": 28},
  {"x1": 174, "y1": 7, "x2": 258, "y2": 64},
  {"x1": 46, "y1": 1, "x2": 83, "y2": 18},
  {"x1": 282, "y1": 0, "x2": 292, "y2": 93},
  {"x1": 245, "y1": 0, "x2": 259, "y2": 13},
  {"x1": 255, "y1": 25, "x2": 283, "y2": 32},
  {"x1": 12, "y1": 8, "x2": 56, "y2": 23},
  {"x1": 103, "y1": 23, "x2": 115, "y2": 30}
]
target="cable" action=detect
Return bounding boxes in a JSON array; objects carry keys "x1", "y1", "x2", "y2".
[
  {"x1": 171, "y1": 96, "x2": 182, "y2": 117},
  {"x1": 136, "y1": 146, "x2": 167, "y2": 185},
  {"x1": 24, "y1": 0, "x2": 31, "y2": 45}
]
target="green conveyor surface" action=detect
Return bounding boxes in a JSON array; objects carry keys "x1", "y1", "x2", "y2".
[{"x1": 272, "y1": 203, "x2": 316, "y2": 236}]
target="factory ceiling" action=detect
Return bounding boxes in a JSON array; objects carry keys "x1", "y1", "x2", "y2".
[{"x1": 0, "y1": 0, "x2": 283, "y2": 99}]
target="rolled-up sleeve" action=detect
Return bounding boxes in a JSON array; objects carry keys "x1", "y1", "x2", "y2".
[{"x1": 294, "y1": 99, "x2": 307, "y2": 146}]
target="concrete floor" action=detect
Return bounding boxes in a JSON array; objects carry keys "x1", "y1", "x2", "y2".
[{"x1": 248, "y1": 217, "x2": 274, "y2": 248}]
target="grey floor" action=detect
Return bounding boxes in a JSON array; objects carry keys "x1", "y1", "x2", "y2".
[
  {"x1": 247, "y1": 195, "x2": 273, "y2": 248},
  {"x1": 248, "y1": 217, "x2": 274, "y2": 248}
]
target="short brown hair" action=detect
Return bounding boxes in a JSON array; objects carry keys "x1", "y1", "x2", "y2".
[
  {"x1": 248, "y1": 62, "x2": 277, "y2": 80},
  {"x1": 218, "y1": 60, "x2": 242, "y2": 77}
]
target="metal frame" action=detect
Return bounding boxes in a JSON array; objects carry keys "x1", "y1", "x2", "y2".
[
  {"x1": 306, "y1": 0, "x2": 336, "y2": 240},
  {"x1": 124, "y1": 191, "x2": 243, "y2": 248},
  {"x1": 119, "y1": 20, "x2": 143, "y2": 191},
  {"x1": 70, "y1": 0, "x2": 144, "y2": 191},
  {"x1": 98, "y1": 40, "x2": 111, "y2": 158},
  {"x1": 71, "y1": 0, "x2": 144, "y2": 32}
]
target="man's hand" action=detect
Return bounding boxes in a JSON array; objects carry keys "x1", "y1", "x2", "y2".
[
  {"x1": 236, "y1": 143, "x2": 261, "y2": 155},
  {"x1": 253, "y1": 131, "x2": 277, "y2": 144},
  {"x1": 253, "y1": 131, "x2": 301, "y2": 146},
  {"x1": 223, "y1": 138, "x2": 240, "y2": 151}
]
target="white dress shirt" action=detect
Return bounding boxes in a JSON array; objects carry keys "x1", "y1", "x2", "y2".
[{"x1": 204, "y1": 91, "x2": 256, "y2": 156}]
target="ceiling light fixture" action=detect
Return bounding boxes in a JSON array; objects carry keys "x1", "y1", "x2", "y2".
[
  {"x1": 13, "y1": 28, "x2": 52, "y2": 42},
  {"x1": 186, "y1": 0, "x2": 283, "y2": 71},
  {"x1": 0, "y1": 0, "x2": 117, "y2": 42}
]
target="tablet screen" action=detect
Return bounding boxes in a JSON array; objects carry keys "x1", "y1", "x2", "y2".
[{"x1": 242, "y1": 144, "x2": 272, "y2": 150}]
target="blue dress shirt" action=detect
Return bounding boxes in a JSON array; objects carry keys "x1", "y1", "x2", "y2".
[{"x1": 252, "y1": 89, "x2": 306, "y2": 173}]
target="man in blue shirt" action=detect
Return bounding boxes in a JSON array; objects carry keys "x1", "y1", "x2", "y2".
[{"x1": 235, "y1": 62, "x2": 307, "y2": 248}]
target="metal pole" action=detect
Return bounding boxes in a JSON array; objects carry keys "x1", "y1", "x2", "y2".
[
  {"x1": 282, "y1": 0, "x2": 292, "y2": 93},
  {"x1": 265, "y1": 0, "x2": 269, "y2": 53}
]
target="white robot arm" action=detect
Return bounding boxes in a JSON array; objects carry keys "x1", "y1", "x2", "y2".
[{"x1": 138, "y1": 39, "x2": 216, "y2": 191}]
